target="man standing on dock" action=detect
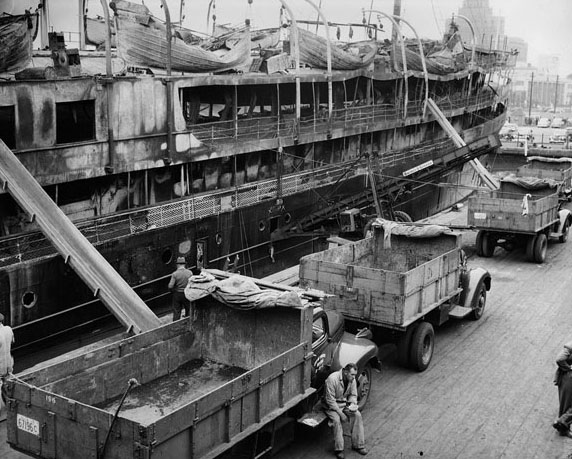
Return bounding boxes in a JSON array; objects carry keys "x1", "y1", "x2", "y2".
[
  {"x1": 168, "y1": 257, "x2": 193, "y2": 321},
  {"x1": 0, "y1": 313, "x2": 14, "y2": 421}
]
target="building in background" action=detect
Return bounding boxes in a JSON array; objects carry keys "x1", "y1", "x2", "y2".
[{"x1": 454, "y1": 0, "x2": 507, "y2": 50}]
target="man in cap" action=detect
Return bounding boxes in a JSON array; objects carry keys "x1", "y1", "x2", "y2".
[
  {"x1": 0, "y1": 313, "x2": 14, "y2": 421},
  {"x1": 168, "y1": 257, "x2": 193, "y2": 321}
]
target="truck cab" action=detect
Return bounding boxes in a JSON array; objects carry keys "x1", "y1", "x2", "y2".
[{"x1": 296, "y1": 307, "x2": 379, "y2": 430}]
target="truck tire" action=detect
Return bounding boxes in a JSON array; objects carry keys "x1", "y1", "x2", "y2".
[
  {"x1": 533, "y1": 233, "x2": 548, "y2": 263},
  {"x1": 469, "y1": 279, "x2": 487, "y2": 320},
  {"x1": 393, "y1": 211, "x2": 413, "y2": 223},
  {"x1": 475, "y1": 230, "x2": 485, "y2": 257},
  {"x1": 481, "y1": 232, "x2": 495, "y2": 258},
  {"x1": 409, "y1": 322, "x2": 435, "y2": 372},
  {"x1": 526, "y1": 235, "x2": 537, "y2": 261},
  {"x1": 560, "y1": 220, "x2": 570, "y2": 243},
  {"x1": 356, "y1": 363, "x2": 372, "y2": 411},
  {"x1": 395, "y1": 323, "x2": 418, "y2": 368}
]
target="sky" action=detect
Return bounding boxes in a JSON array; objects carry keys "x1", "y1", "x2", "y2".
[{"x1": 3, "y1": 0, "x2": 572, "y2": 75}]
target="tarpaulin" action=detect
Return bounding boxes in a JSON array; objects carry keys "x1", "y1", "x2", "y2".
[{"x1": 185, "y1": 272, "x2": 303, "y2": 310}]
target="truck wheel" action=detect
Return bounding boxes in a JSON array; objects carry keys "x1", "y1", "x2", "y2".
[
  {"x1": 475, "y1": 230, "x2": 485, "y2": 257},
  {"x1": 395, "y1": 323, "x2": 418, "y2": 368},
  {"x1": 393, "y1": 211, "x2": 413, "y2": 223},
  {"x1": 469, "y1": 279, "x2": 487, "y2": 320},
  {"x1": 356, "y1": 363, "x2": 372, "y2": 411},
  {"x1": 533, "y1": 233, "x2": 548, "y2": 263},
  {"x1": 560, "y1": 220, "x2": 570, "y2": 243},
  {"x1": 481, "y1": 232, "x2": 495, "y2": 258},
  {"x1": 526, "y1": 235, "x2": 537, "y2": 261},
  {"x1": 409, "y1": 322, "x2": 435, "y2": 372}
]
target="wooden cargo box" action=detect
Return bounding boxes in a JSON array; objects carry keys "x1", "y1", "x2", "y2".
[
  {"x1": 516, "y1": 159, "x2": 572, "y2": 188},
  {"x1": 6, "y1": 299, "x2": 313, "y2": 459},
  {"x1": 299, "y1": 226, "x2": 461, "y2": 328},
  {"x1": 467, "y1": 180, "x2": 559, "y2": 233}
]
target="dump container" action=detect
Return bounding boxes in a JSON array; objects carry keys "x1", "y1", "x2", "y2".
[
  {"x1": 299, "y1": 226, "x2": 462, "y2": 329},
  {"x1": 6, "y1": 297, "x2": 313, "y2": 459},
  {"x1": 467, "y1": 180, "x2": 559, "y2": 234}
]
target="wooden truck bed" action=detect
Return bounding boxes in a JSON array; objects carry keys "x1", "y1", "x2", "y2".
[
  {"x1": 467, "y1": 191, "x2": 559, "y2": 233},
  {"x1": 6, "y1": 299, "x2": 313, "y2": 459},
  {"x1": 517, "y1": 160, "x2": 572, "y2": 187},
  {"x1": 299, "y1": 227, "x2": 461, "y2": 328}
]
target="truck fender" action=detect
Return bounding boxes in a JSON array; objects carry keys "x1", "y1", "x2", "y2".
[
  {"x1": 458, "y1": 267, "x2": 492, "y2": 308},
  {"x1": 334, "y1": 332, "x2": 381, "y2": 372},
  {"x1": 556, "y1": 208, "x2": 572, "y2": 233}
]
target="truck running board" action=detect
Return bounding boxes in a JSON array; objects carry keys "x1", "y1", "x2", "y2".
[
  {"x1": 448, "y1": 306, "x2": 473, "y2": 319},
  {"x1": 298, "y1": 410, "x2": 328, "y2": 428}
]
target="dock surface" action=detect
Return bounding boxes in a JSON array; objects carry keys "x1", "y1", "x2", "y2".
[{"x1": 273, "y1": 204, "x2": 572, "y2": 458}]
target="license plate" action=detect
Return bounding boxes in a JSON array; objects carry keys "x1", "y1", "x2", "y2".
[
  {"x1": 17, "y1": 414, "x2": 40, "y2": 436},
  {"x1": 473, "y1": 212, "x2": 487, "y2": 220}
]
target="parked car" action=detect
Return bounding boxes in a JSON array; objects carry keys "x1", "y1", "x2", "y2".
[
  {"x1": 499, "y1": 122, "x2": 518, "y2": 140},
  {"x1": 552, "y1": 117, "x2": 565, "y2": 128},
  {"x1": 549, "y1": 129, "x2": 567, "y2": 143},
  {"x1": 538, "y1": 117, "x2": 551, "y2": 128},
  {"x1": 517, "y1": 127, "x2": 534, "y2": 142}
]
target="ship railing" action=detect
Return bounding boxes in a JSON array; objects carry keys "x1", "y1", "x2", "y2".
[
  {"x1": 0, "y1": 160, "x2": 365, "y2": 266},
  {"x1": 190, "y1": 116, "x2": 296, "y2": 142},
  {"x1": 189, "y1": 92, "x2": 495, "y2": 143}
]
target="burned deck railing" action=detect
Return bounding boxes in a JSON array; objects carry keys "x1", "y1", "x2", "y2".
[
  {"x1": 0, "y1": 162, "x2": 363, "y2": 266},
  {"x1": 189, "y1": 92, "x2": 496, "y2": 143}
]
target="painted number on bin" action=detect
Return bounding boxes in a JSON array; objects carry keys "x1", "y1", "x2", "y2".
[{"x1": 17, "y1": 414, "x2": 40, "y2": 436}]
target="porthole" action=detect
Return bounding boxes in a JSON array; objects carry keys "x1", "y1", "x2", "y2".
[
  {"x1": 22, "y1": 291, "x2": 37, "y2": 309},
  {"x1": 284, "y1": 213, "x2": 292, "y2": 224},
  {"x1": 161, "y1": 248, "x2": 173, "y2": 265},
  {"x1": 259, "y1": 220, "x2": 266, "y2": 231},
  {"x1": 215, "y1": 233, "x2": 223, "y2": 245}
]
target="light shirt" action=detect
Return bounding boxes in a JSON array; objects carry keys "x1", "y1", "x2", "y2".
[
  {"x1": 0, "y1": 324, "x2": 14, "y2": 375},
  {"x1": 168, "y1": 267, "x2": 192, "y2": 292},
  {"x1": 324, "y1": 368, "x2": 358, "y2": 411}
]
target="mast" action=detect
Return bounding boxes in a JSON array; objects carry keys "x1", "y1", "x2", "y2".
[
  {"x1": 78, "y1": 0, "x2": 86, "y2": 49},
  {"x1": 528, "y1": 72, "x2": 534, "y2": 122},
  {"x1": 554, "y1": 75, "x2": 559, "y2": 114},
  {"x1": 392, "y1": 0, "x2": 401, "y2": 41},
  {"x1": 39, "y1": 0, "x2": 50, "y2": 48}
]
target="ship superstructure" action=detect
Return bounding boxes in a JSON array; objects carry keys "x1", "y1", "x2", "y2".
[{"x1": 0, "y1": 0, "x2": 516, "y2": 350}]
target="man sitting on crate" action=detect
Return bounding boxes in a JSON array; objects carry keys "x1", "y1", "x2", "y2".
[{"x1": 323, "y1": 363, "x2": 369, "y2": 458}]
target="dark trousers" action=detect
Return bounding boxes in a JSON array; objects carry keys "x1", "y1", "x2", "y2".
[{"x1": 172, "y1": 291, "x2": 190, "y2": 321}]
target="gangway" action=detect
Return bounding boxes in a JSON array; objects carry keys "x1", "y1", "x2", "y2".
[
  {"x1": 427, "y1": 98, "x2": 499, "y2": 190},
  {"x1": 0, "y1": 140, "x2": 161, "y2": 334}
]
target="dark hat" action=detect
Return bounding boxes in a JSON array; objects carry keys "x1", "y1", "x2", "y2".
[{"x1": 176, "y1": 257, "x2": 186, "y2": 264}]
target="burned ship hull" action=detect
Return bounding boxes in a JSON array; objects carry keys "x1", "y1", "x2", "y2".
[{"x1": 0, "y1": 8, "x2": 515, "y2": 351}]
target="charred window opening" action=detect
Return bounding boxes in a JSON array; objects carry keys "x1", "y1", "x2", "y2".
[
  {"x1": 161, "y1": 248, "x2": 173, "y2": 265},
  {"x1": 56, "y1": 100, "x2": 95, "y2": 144},
  {"x1": 22, "y1": 291, "x2": 37, "y2": 308},
  {"x1": 0, "y1": 106, "x2": 16, "y2": 149},
  {"x1": 269, "y1": 216, "x2": 279, "y2": 233}
]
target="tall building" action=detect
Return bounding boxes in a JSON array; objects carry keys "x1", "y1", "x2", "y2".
[
  {"x1": 453, "y1": 0, "x2": 506, "y2": 49},
  {"x1": 537, "y1": 54, "x2": 560, "y2": 76}
]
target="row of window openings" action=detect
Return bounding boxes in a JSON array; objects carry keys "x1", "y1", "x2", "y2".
[
  {"x1": 0, "y1": 101, "x2": 96, "y2": 149},
  {"x1": 157, "y1": 215, "x2": 290, "y2": 264}
]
